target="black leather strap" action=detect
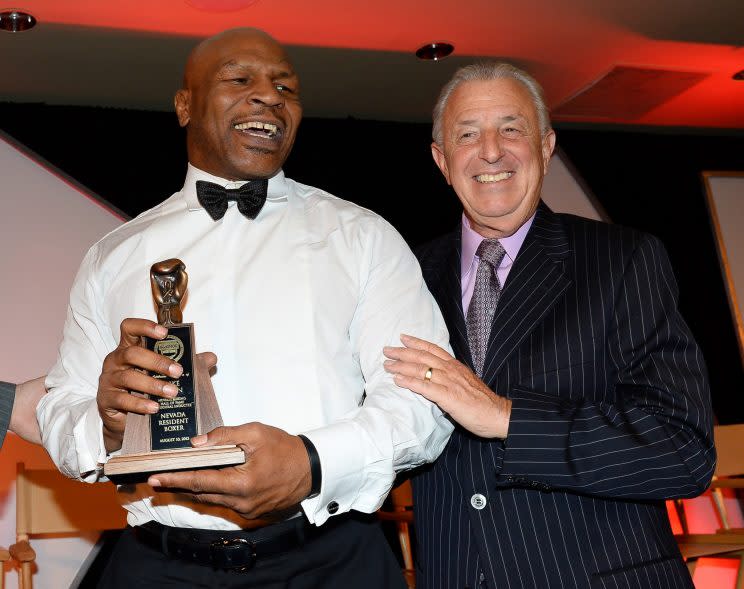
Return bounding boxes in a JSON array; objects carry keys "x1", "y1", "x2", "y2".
[{"x1": 298, "y1": 434, "x2": 322, "y2": 499}]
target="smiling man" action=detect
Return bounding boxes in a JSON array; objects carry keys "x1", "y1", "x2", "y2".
[
  {"x1": 38, "y1": 28, "x2": 452, "y2": 588},
  {"x1": 383, "y1": 62, "x2": 715, "y2": 589}
]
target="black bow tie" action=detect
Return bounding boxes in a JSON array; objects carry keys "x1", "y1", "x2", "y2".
[{"x1": 195, "y1": 179, "x2": 269, "y2": 221}]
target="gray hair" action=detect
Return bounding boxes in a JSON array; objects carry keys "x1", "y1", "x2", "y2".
[{"x1": 432, "y1": 62, "x2": 551, "y2": 145}]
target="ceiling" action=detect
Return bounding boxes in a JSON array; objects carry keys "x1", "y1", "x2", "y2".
[{"x1": 1, "y1": 0, "x2": 743, "y2": 128}]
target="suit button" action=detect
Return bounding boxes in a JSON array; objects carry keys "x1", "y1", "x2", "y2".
[
  {"x1": 326, "y1": 501, "x2": 339, "y2": 514},
  {"x1": 470, "y1": 493, "x2": 487, "y2": 510}
]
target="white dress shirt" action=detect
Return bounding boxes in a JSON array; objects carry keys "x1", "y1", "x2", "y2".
[{"x1": 39, "y1": 165, "x2": 453, "y2": 529}]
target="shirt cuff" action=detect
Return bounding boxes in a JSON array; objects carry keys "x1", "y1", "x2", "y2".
[
  {"x1": 299, "y1": 421, "x2": 389, "y2": 526},
  {"x1": 75, "y1": 401, "x2": 108, "y2": 481}
]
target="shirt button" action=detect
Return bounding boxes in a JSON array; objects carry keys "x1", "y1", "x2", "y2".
[
  {"x1": 470, "y1": 493, "x2": 487, "y2": 510},
  {"x1": 326, "y1": 501, "x2": 339, "y2": 514}
]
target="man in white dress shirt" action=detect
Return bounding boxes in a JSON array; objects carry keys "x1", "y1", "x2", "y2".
[{"x1": 38, "y1": 27, "x2": 452, "y2": 588}]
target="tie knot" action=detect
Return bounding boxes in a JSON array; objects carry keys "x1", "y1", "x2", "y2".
[{"x1": 476, "y1": 238, "x2": 506, "y2": 268}]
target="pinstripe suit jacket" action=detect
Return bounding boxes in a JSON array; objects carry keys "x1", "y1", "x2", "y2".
[{"x1": 412, "y1": 203, "x2": 715, "y2": 589}]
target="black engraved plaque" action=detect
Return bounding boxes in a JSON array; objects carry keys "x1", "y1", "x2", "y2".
[{"x1": 145, "y1": 324, "x2": 199, "y2": 451}]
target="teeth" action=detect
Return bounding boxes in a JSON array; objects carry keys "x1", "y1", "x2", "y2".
[
  {"x1": 475, "y1": 172, "x2": 513, "y2": 183},
  {"x1": 234, "y1": 122, "x2": 278, "y2": 137}
]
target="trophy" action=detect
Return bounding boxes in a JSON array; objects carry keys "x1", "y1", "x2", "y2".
[{"x1": 104, "y1": 259, "x2": 245, "y2": 483}]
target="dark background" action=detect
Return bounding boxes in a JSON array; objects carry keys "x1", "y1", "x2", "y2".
[{"x1": 2, "y1": 102, "x2": 743, "y2": 422}]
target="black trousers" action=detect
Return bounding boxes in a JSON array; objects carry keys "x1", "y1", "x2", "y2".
[{"x1": 97, "y1": 514, "x2": 407, "y2": 588}]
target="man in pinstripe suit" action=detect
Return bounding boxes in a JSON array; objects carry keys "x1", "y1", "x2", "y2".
[{"x1": 384, "y1": 62, "x2": 715, "y2": 589}]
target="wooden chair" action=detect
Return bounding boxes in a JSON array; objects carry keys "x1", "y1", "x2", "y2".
[
  {"x1": 378, "y1": 479, "x2": 415, "y2": 588},
  {"x1": 675, "y1": 424, "x2": 744, "y2": 586},
  {"x1": 709, "y1": 424, "x2": 744, "y2": 533},
  {"x1": 0, "y1": 545, "x2": 9, "y2": 589},
  {"x1": 8, "y1": 463, "x2": 127, "y2": 589}
]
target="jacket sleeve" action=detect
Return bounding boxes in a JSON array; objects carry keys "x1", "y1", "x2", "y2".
[
  {"x1": 0, "y1": 381, "x2": 15, "y2": 449},
  {"x1": 494, "y1": 234, "x2": 716, "y2": 500}
]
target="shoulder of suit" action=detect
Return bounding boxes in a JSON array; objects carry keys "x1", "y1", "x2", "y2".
[
  {"x1": 553, "y1": 211, "x2": 656, "y2": 246},
  {"x1": 414, "y1": 231, "x2": 457, "y2": 264},
  {"x1": 412, "y1": 232, "x2": 459, "y2": 289},
  {"x1": 551, "y1": 211, "x2": 669, "y2": 271}
]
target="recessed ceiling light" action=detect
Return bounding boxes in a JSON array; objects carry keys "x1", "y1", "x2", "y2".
[
  {"x1": 733, "y1": 69, "x2": 744, "y2": 81},
  {"x1": 416, "y1": 42, "x2": 454, "y2": 61},
  {"x1": 0, "y1": 9, "x2": 36, "y2": 32}
]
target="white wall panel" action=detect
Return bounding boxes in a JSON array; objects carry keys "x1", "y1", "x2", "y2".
[{"x1": 0, "y1": 133, "x2": 122, "y2": 589}]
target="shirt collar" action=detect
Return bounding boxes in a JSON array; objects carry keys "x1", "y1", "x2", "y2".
[
  {"x1": 182, "y1": 163, "x2": 289, "y2": 211},
  {"x1": 460, "y1": 212, "x2": 535, "y2": 279}
]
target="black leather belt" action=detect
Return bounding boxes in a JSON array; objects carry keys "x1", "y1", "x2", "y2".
[{"x1": 135, "y1": 517, "x2": 317, "y2": 571}]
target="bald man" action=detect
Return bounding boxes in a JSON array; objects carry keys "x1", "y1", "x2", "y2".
[{"x1": 38, "y1": 28, "x2": 452, "y2": 588}]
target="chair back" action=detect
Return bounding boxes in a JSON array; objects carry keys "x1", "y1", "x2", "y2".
[
  {"x1": 714, "y1": 424, "x2": 744, "y2": 477},
  {"x1": 11, "y1": 462, "x2": 127, "y2": 589},
  {"x1": 390, "y1": 479, "x2": 413, "y2": 513},
  {"x1": 384, "y1": 480, "x2": 415, "y2": 588},
  {"x1": 16, "y1": 463, "x2": 127, "y2": 536}
]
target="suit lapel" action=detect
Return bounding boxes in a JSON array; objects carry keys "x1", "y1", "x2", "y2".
[
  {"x1": 425, "y1": 231, "x2": 475, "y2": 370},
  {"x1": 480, "y1": 203, "x2": 573, "y2": 384}
]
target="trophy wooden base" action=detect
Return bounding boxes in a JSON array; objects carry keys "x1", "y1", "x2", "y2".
[{"x1": 104, "y1": 445, "x2": 245, "y2": 484}]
